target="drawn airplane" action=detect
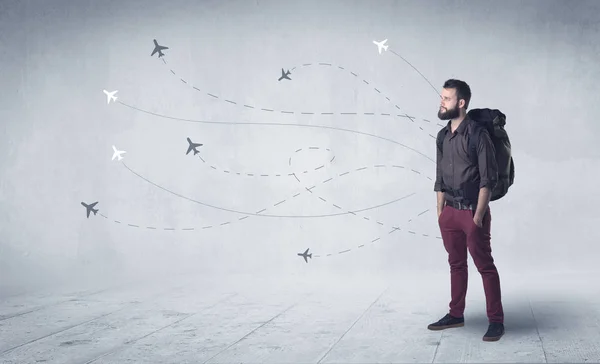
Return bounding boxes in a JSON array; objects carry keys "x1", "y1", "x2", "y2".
[
  {"x1": 373, "y1": 39, "x2": 389, "y2": 54},
  {"x1": 111, "y1": 145, "x2": 126, "y2": 161},
  {"x1": 103, "y1": 90, "x2": 118, "y2": 104},
  {"x1": 81, "y1": 201, "x2": 99, "y2": 218},
  {"x1": 297, "y1": 248, "x2": 312, "y2": 263},
  {"x1": 151, "y1": 39, "x2": 168, "y2": 57},
  {"x1": 186, "y1": 137, "x2": 203, "y2": 155},
  {"x1": 278, "y1": 68, "x2": 291, "y2": 81}
]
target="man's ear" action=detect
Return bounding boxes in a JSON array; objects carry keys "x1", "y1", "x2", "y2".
[{"x1": 459, "y1": 99, "x2": 465, "y2": 109}]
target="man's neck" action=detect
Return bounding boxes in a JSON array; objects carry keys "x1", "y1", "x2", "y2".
[{"x1": 450, "y1": 114, "x2": 466, "y2": 132}]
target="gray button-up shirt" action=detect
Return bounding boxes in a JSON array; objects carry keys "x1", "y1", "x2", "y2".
[{"x1": 434, "y1": 116, "x2": 498, "y2": 205}]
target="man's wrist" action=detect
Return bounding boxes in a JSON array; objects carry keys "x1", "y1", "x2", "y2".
[{"x1": 474, "y1": 207, "x2": 486, "y2": 219}]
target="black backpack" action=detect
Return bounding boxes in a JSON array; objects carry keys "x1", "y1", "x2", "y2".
[{"x1": 436, "y1": 108, "x2": 515, "y2": 201}]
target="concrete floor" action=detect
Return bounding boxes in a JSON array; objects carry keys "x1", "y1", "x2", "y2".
[{"x1": 1, "y1": 271, "x2": 599, "y2": 364}]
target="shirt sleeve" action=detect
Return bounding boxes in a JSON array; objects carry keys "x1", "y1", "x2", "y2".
[
  {"x1": 477, "y1": 129, "x2": 499, "y2": 190},
  {"x1": 434, "y1": 130, "x2": 444, "y2": 192}
]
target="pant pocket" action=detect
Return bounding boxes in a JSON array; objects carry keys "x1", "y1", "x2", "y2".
[{"x1": 438, "y1": 206, "x2": 451, "y2": 226}]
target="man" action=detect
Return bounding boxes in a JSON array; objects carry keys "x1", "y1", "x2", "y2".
[{"x1": 428, "y1": 79, "x2": 505, "y2": 342}]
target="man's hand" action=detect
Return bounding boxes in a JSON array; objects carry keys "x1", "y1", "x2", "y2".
[
  {"x1": 473, "y1": 187, "x2": 491, "y2": 228},
  {"x1": 436, "y1": 192, "x2": 446, "y2": 218},
  {"x1": 473, "y1": 213, "x2": 483, "y2": 227}
]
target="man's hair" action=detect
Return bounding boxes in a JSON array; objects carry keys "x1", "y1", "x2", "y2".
[{"x1": 443, "y1": 79, "x2": 471, "y2": 110}]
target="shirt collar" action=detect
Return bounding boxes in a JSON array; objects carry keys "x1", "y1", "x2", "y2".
[{"x1": 444, "y1": 115, "x2": 472, "y2": 134}]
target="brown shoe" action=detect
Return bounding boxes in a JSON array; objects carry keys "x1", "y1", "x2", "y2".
[{"x1": 427, "y1": 313, "x2": 465, "y2": 330}]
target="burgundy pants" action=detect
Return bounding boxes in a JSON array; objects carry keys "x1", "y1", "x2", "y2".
[{"x1": 438, "y1": 205, "x2": 504, "y2": 323}]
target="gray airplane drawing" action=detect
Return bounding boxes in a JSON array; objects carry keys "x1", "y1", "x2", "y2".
[
  {"x1": 151, "y1": 39, "x2": 168, "y2": 57},
  {"x1": 186, "y1": 137, "x2": 203, "y2": 155},
  {"x1": 81, "y1": 201, "x2": 99, "y2": 218},
  {"x1": 278, "y1": 68, "x2": 291, "y2": 81},
  {"x1": 297, "y1": 248, "x2": 312, "y2": 263}
]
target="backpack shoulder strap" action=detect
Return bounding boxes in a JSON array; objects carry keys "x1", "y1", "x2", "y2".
[{"x1": 467, "y1": 121, "x2": 484, "y2": 165}]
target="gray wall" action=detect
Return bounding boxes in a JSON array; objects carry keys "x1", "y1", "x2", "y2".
[{"x1": 1, "y1": 0, "x2": 599, "y2": 290}]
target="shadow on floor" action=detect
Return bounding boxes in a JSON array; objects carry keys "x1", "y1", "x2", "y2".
[{"x1": 461, "y1": 295, "x2": 598, "y2": 336}]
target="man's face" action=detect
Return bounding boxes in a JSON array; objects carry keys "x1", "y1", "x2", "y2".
[{"x1": 437, "y1": 88, "x2": 462, "y2": 120}]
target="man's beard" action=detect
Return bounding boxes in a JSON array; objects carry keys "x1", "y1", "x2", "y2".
[{"x1": 438, "y1": 105, "x2": 460, "y2": 120}]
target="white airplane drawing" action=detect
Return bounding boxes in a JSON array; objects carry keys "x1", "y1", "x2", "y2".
[
  {"x1": 112, "y1": 145, "x2": 126, "y2": 161},
  {"x1": 103, "y1": 89, "x2": 118, "y2": 104},
  {"x1": 373, "y1": 39, "x2": 389, "y2": 54}
]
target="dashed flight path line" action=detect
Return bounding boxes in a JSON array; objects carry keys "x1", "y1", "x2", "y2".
[
  {"x1": 196, "y1": 146, "x2": 336, "y2": 178},
  {"x1": 115, "y1": 100, "x2": 436, "y2": 163},
  {"x1": 91, "y1": 145, "x2": 441, "y2": 261},
  {"x1": 119, "y1": 160, "x2": 420, "y2": 219},
  {"x1": 191, "y1": 145, "x2": 431, "y2": 219},
  {"x1": 158, "y1": 56, "x2": 444, "y2": 130},
  {"x1": 92, "y1": 40, "x2": 446, "y2": 261},
  {"x1": 287, "y1": 147, "x2": 438, "y2": 259}
]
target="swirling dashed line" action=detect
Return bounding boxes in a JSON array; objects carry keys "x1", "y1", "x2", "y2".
[
  {"x1": 114, "y1": 159, "x2": 422, "y2": 219},
  {"x1": 191, "y1": 145, "x2": 441, "y2": 258},
  {"x1": 96, "y1": 51, "x2": 444, "y2": 257},
  {"x1": 158, "y1": 57, "x2": 444, "y2": 132},
  {"x1": 191, "y1": 146, "x2": 433, "y2": 227},
  {"x1": 196, "y1": 146, "x2": 336, "y2": 178},
  {"x1": 189, "y1": 148, "x2": 440, "y2": 259},
  {"x1": 98, "y1": 147, "x2": 441, "y2": 248},
  {"x1": 285, "y1": 149, "x2": 438, "y2": 258}
]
